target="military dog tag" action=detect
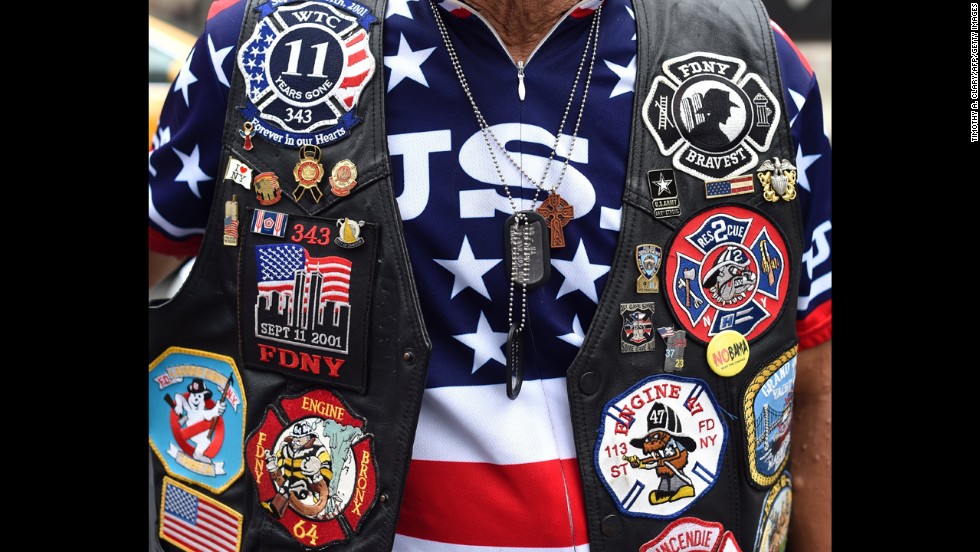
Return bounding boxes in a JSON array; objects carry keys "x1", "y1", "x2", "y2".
[{"x1": 503, "y1": 211, "x2": 551, "y2": 290}]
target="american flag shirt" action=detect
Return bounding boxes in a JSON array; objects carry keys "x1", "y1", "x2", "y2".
[{"x1": 148, "y1": 0, "x2": 832, "y2": 550}]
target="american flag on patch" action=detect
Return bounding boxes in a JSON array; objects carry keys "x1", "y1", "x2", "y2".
[
  {"x1": 657, "y1": 326, "x2": 675, "y2": 339},
  {"x1": 705, "y1": 175, "x2": 755, "y2": 198},
  {"x1": 160, "y1": 478, "x2": 241, "y2": 552},
  {"x1": 251, "y1": 209, "x2": 287, "y2": 237},
  {"x1": 256, "y1": 244, "x2": 353, "y2": 304},
  {"x1": 223, "y1": 215, "x2": 238, "y2": 239}
]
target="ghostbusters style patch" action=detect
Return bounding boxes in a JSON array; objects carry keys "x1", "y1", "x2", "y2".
[
  {"x1": 237, "y1": 0, "x2": 377, "y2": 148},
  {"x1": 159, "y1": 476, "x2": 243, "y2": 552},
  {"x1": 621, "y1": 302, "x2": 656, "y2": 353},
  {"x1": 743, "y1": 347, "x2": 797, "y2": 487},
  {"x1": 149, "y1": 348, "x2": 246, "y2": 494},
  {"x1": 241, "y1": 210, "x2": 378, "y2": 393},
  {"x1": 596, "y1": 375, "x2": 727, "y2": 519},
  {"x1": 753, "y1": 472, "x2": 792, "y2": 552},
  {"x1": 665, "y1": 205, "x2": 789, "y2": 345},
  {"x1": 642, "y1": 52, "x2": 780, "y2": 181},
  {"x1": 639, "y1": 518, "x2": 743, "y2": 552},
  {"x1": 246, "y1": 389, "x2": 378, "y2": 549}
]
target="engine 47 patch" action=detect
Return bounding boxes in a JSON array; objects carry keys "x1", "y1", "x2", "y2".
[
  {"x1": 743, "y1": 346, "x2": 797, "y2": 487},
  {"x1": 237, "y1": 0, "x2": 378, "y2": 149},
  {"x1": 665, "y1": 205, "x2": 789, "y2": 345},
  {"x1": 596, "y1": 375, "x2": 727, "y2": 519},
  {"x1": 246, "y1": 389, "x2": 378, "y2": 549},
  {"x1": 642, "y1": 52, "x2": 780, "y2": 181},
  {"x1": 753, "y1": 472, "x2": 792, "y2": 552},
  {"x1": 639, "y1": 517, "x2": 743, "y2": 552},
  {"x1": 149, "y1": 347, "x2": 247, "y2": 494}
]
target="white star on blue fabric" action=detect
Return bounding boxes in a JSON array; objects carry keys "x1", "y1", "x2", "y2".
[
  {"x1": 604, "y1": 56, "x2": 635, "y2": 98},
  {"x1": 788, "y1": 88, "x2": 806, "y2": 126},
  {"x1": 173, "y1": 145, "x2": 212, "y2": 199},
  {"x1": 625, "y1": 5, "x2": 636, "y2": 40},
  {"x1": 453, "y1": 311, "x2": 508, "y2": 374},
  {"x1": 207, "y1": 34, "x2": 233, "y2": 88},
  {"x1": 434, "y1": 235, "x2": 502, "y2": 299},
  {"x1": 386, "y1": 0, "x2": 419, "y2": 19},
  {"x1": 148, "y1": 126, "x2": 171, "y2": 177},
  {"x1": 384, "y1": 34, "x2": 436, "y2": 92},
  {"x1": 552, "y1": 239, "x2": 611, "y2": 303},
  {"x1": 173, "y1": 47, "x2": 198, "y2": 107},
  {"x1": 795, "y1": 144, "x2": 821, "y2": 192},
  {"x1": 558, "y1": 314, "x2": 586, "y2": 347}
]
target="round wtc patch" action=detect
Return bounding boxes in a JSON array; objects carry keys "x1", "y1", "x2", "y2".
[
  {"x1": 665, "y1": 205, "x2": 789, "y2": 344},
  {"x1": 753, "y1": 472, "x2": 792, "y2": 552},
  {"x1": 595, "y1": 375, "x2": 727, "y2": 519},
  {"x1": 246, "y1": 389, "x2": 378, "y2": 549}
]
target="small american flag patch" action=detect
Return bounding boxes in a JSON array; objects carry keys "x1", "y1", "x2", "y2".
[
  {"x1": 159, "y1": 477, "x2": 242, "y2": 552},
  {"x1": 704, "y1": 175, "x2": 755, "y2": 198}
]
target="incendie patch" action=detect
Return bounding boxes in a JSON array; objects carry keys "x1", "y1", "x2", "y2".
[
  {"x1": 596, "y1": 375, "x2": 727, "y2": 519},
  {"x1": 159, "y1": 476, "x2": 243, "y2": 552},
  {"x1": 639, "y1": 517, "x2": 743, "y2": 552},
  {"x1": 241, "y1": 210, "x2": 378, "y2": 393},
  {"x1": 642, "y1": 52, "x2": 780, "y2": 181},
  {"x1": 237, "y1": 0, "x2": 378, "y2": 148},
  {"x1": 246, "y1": 389, "x2": 378, "y2": 549},
  {"x1": 743, "y1": 347, "x2": 797, "y2": 487},
  {"x1": 665, "y1": 205, "x2": 789, "y2": 345},
  {"x1": 621, "y1": 302, "x2": 656, "y2": 352},
  {"x1": 753, "y1": 472, "x2": 792, "y2": 552},
  {"x1": 148, "y1": 347, "x2": 247, "y2": 494}
]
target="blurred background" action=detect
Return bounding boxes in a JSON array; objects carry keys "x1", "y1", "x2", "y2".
[{"x1": 148, "y1": 0, "x2": 831, "y2": 298}]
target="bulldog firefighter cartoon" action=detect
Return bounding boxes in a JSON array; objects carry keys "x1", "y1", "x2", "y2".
[
  {"x1": 264, "y1": 419, "x2": 334, "y2": 520},
  {"x1": 596, "y1": 375, "x2": 727, "y2": 519}
]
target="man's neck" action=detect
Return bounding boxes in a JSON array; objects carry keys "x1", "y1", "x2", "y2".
[{"x1": 463, "y1": 0, "x2": 582, "y2": 62}]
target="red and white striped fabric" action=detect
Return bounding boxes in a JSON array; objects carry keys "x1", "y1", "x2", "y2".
[{"x1": 160, "y1": 478, "x2": 242, "y2": 552}]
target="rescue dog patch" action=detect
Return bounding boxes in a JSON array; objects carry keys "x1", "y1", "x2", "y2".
[
  {"x1": 753, "y1": 472, "x2": 792, "y2": 552},
  {"x1": 665, "y1": 205, "x2": 789, "y2": 344},
  {"x1": 159, "y1": 476, "x2": 243, "y2": 552},
  {"x1": 237, "y1": 0, "x2": 377, "y2": 148},
  {"x1": 642, "y1": 52, "x2": 780, "y2": 181},
  {"x1": 149, "y1": 348, "x2": 246, "y2": 494},
  {"x1": 638, "y1": 517, "x2": 742, "y2": 552},
  {"x1": 246, "y1": 389, "x2": 378, "y2": 549},
  {"x1": 241, "y1": 210, "x2": 378, "y2": 393},
  {"x1": 596, "y1": 375, "x2": 727, "y2": 519},
  {"x1": 743, "y1": 347, "x2": 797, "y2": 487}
]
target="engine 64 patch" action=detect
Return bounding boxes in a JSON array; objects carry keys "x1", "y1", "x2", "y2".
[
  {"x1": 149, "y1": 347, "x2": 247, "y2": 494},
  {"x1": 642, "y1": 52, "x2": 780, "y2": 181},
  {"x1": 639, "y1": 517, "x2": 743, "y2": 552},
  {"x1": 246, "y1": 389, "x2": 378, "y2": 549},
  {"x1": 743, "y1": 346, "x2": 797, "y2": 487},
  {"x1": 595, "y1": 375, "x2": 727, "y2": 519},
  {"x1": 241, "y1": 210, "x2": 378, "y2": 393},
  {"x1": 665, "y1": 205, "x2": 789, "y2": 345},
  {"x1": 237, "y1": 0, "x2": 378, "y2": 149},
  {"x1": 753, "y1": 472, "x2": 792, "y2": 552}
]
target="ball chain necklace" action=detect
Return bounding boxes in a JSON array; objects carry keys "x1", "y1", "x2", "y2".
[{"x1": 431, "y1": 0, "x2": 603, "y2": 398}]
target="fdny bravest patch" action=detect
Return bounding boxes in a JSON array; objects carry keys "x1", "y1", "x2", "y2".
[
  {"x1": 642, "y1": 52, "x2": 780, "y2": 181},
  {"x1": 246, "y1": 389, "x2": 378, "y2": 549},
  {"x1": 743, "y1": 346, "x2": 797, "y2": 487},
  {"x1": 753, "y1": 472, "x2": 792, "y2": 552},
  {"x1": 149, "y1": 347, "x2": 247, "y2": 494},
  {"x1": 241, "y1": 210, "x2": 378, "y2": 393},
  {"x1": 639, "y1": 517, "x2": 743, "y2": 552},
  {"x1": 665, "y1": 205, "x2": 789, "y2": 344},
  {"x1": 595, "y1": 375, "x2": 727, "y2": 519},
  {"x1": 237, "y1": 0, "x2": 377, "y2": 148}
]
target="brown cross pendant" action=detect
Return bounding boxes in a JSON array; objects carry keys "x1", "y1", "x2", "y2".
[{"x1": 536, "y1": 194, "x2": 574, "y2": 248}]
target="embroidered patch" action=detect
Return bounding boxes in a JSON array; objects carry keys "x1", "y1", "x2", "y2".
[
  {"x1": 149, "y1": 347, "x2": 247, "y2": 494},
  {"x1": 647, "y1": 169, "x2": 681, "y2": 219},
  {"x1": 642, "y1": 52, "x2": 780, "y2": 181},
  {"x1": 621, "y1": 302, "x2": 656, "y2": 352},
  {"x1": 246, "y1": 389, "x2": 378, "y2": 549},
  {"x1": 237, "y1": 0, "x2": 378, "y2": 149},
  {"x1": 744, "y1": 347, "x2": 797, "y2": 487},
  {"x1": 596, "y1": 375, "x2": 727, "y2": 519},
  {"x1": 636, "y1": 244, "x2": 663, "y2": 293},
  {"x1": 665, "y1": 205, "x2": 789, "y2": 345},
  {"x1": 753, "y1": 472, "x2": 792, "y2": 552},
  {"x1": 224, "y1": 156, "x2": 253, "y2": 189},
  {"x1": 705, "y1": 174, "x2": 754, "y2": 199},
  {"x1": 639, "y1": 517, "x2": 743, "y2": 552},
  {"x1": 159, "y1": 476, "x2": 243, "y2": 552},
  {"x1": 252, "y1": 209, "x2": 289, "y2": 238},
  {"x1": 241, "y1": 211, "x2": 378, "y2": 393}
]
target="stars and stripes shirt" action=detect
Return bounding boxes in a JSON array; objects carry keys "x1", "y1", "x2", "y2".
[{"x1": 148, "y1": 0, "x2": 832, "y2": 550}]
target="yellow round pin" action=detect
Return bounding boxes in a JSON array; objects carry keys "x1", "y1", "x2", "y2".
[{"x1": 706, "y1": 330, "x2": 749, "y2": 377}]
